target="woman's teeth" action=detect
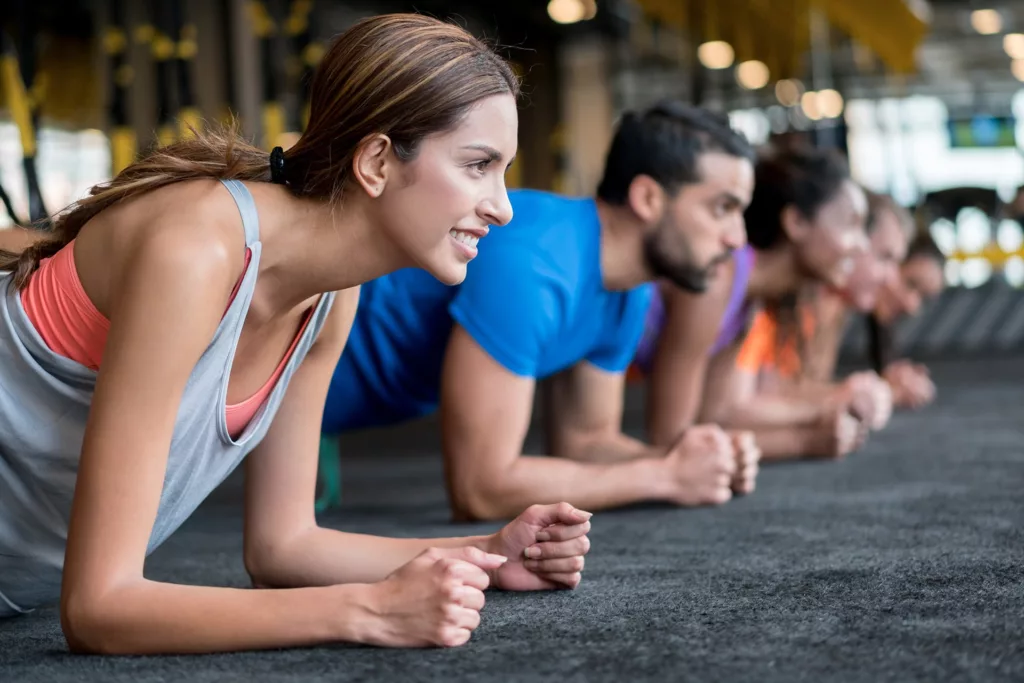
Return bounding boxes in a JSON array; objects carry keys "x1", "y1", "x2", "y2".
[
  {"x1": 834, "y1": 257, "x2": 854, "y2": 285},
  {"x1": 450, "y1": 229, "x2": 479, "y2": 249}
]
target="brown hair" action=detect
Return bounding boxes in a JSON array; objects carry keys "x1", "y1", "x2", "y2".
[
  {"x1": 0, "y1": 13, "x2": 519, "y2": 289},
  {"x1": 865, "y1": 191, "x2": 914, "y2": 240}
]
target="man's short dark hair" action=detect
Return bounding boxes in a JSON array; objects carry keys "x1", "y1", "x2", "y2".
[{"x1": 596, "y1": 101, "x2": 755, "y2": 205}]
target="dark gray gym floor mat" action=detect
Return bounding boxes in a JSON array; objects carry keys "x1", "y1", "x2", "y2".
[{"x1": 2, "y1": 355, "x2": 1022, "y2": 682}]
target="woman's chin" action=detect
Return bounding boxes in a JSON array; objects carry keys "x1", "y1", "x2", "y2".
[
  {"x1": 827, "y1": 268, "x2": 851, "y2": 291},
  {"x1": 854, "y1": 293, "x2": 877, "y2": 313},
  {"x1": 427, "y1": 261, "x2": 469, "y2": 286}
]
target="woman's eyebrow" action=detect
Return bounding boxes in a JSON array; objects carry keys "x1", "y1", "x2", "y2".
[{"x1": 461, "y1": 144, "x2": 503, "y2": 162}]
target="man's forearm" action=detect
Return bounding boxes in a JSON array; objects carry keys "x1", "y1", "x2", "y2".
[
  {"x1": 452, "y1": 455, "x2": 672, "y2": 521},
  {"x1": 249, "y1": 528, "x2": 491, "y2": 589},
  {"x1": 559, "y1": 431, "x2": 662, "y2": 463}
]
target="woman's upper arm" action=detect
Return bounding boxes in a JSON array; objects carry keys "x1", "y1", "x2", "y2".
[
  {"x1": 645, "y1": 277, "x2": 731, "y2": 443},
  {"x1": 699, "y1": 343, "x2": 754, "y2": 424},
  {"x1": 243, "y1": 287, "x2": 359, "y2": 551},
  {"x1": 62, "y1": 231, "x2": 233, "y2": 603}
]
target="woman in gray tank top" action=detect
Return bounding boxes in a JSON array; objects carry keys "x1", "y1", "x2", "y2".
[{"x1": 0, "y1": 14, "x2": 591, "y2": 654}]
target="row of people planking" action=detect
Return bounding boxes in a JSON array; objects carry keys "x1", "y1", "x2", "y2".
[{"x1": 0, "y1": 13, "x2": 944, "y2": 655}]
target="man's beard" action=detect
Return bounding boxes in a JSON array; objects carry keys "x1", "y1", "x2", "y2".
[{"x1": 643, "y1": 219, "x2": 732, "y2": 294}]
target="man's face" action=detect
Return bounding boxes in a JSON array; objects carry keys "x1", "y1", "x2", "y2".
[{"x1": 643, "y1": 152, "x2": 754, "y2": 293}]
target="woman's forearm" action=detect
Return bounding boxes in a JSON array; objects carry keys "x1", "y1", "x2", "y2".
[
  {"x1": 0, "y1": 226, "x2": 42, "y2": 253},
  {"x1": 717, "y1": 393, "x2": 826, "y2": 430},
  {"x1": 248, "y1": 527, "x2": 492, "y2": 589},
  {"x1": 779, "y1": 380, "x2": 838, "y2": 402},
  {"x1": 752, "y1": 425, "x2": 827, "y2": 462},
  {"x1": 63, "y1": 579, "x2": 377, "y2": 655}
]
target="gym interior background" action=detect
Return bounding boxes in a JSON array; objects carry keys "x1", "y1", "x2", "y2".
[
  {"x1": 1, "y1": 2, "x2": 1022, "y2": 682},
  {"x1": 2, "y1": 0, "x2": 1024, "y2": 358}
]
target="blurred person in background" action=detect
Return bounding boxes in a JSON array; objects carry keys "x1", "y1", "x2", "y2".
[
  {"x1": 635, "y1": 148, "x2": 872, "y2": 461},
  {"x1": 868, "y1": 232, "x2": 947, "y2": 409},
  {"x1": 735, "y1": 191, "x2": 916, "y2": 455}
]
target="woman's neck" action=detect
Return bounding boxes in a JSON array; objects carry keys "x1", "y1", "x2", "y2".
[
  {"x1": 746, "y1": 245, "x2": 803, "y2": 303},
  {"x1": 252, "y1": 184, "x2": 410, "y2": 315}
]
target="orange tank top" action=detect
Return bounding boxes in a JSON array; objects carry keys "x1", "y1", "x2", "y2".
[{"x1": 735, "y1": 307, "x2": 817, "y2": 379}]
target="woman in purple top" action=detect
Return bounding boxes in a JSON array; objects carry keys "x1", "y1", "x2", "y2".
[
  {"x1": 635, "y1": 148, "x2": 871, "y2": 449},
  {"x1": 634, "y1": 243, "x2": 756, "y2": 373}
]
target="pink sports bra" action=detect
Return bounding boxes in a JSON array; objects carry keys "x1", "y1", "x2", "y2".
[{"x1": 20, "y1": 241, "x2": 311, "y2": 439}]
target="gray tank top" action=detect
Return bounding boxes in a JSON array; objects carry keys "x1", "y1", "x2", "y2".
[{"x1": 0, "y1": 180, "x2": 336, "y2": 616}]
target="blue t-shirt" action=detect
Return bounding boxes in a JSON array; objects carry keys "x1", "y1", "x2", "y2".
[{"x1": 322, "y1": 189, "x2": 654, "y2": 433}]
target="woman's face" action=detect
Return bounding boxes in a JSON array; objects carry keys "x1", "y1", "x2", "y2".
[
  {"x1": 875, "y1": 255, "x2": 946, "y2": 324},
  {"x1": 790, "y1": 179, "x2": 870, "y2": 290},
  {"x1": 839, "y1": 208, "x2": 909, "y2": 312},
  {"x1": 374, "y1": 93, "x2": 519, "y2": 286}
]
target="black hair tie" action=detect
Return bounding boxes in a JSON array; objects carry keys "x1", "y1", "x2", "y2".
[{"x1": 269, "y1": 146, "x2": 287, "y2": 185}]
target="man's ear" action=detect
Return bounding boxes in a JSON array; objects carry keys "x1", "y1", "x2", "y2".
[
  {"x1": 351, "y1": 133, "x2": 394, "y2": 198},
  {"x1": 627, "y1": 175, "x2": 667, "y2": 225}
]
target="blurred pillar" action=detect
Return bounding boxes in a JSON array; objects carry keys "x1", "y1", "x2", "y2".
[
  {"x1": 509, "y1": 44, "x2": 560, "y2": 192},
  {"x1": 150, "y1": 0, "x2": 178, "y2": 147},
  {"x1": 184, "y1": 0, "x2": 229, "y2": 129},
  {"x1": 284, "y1": 0, "x2": 318, "y2": 134},
  {"x1": 126, "y1": 1, "x2": 157, "y2": 151},
  {"x1": 558, "y1": 35, "x2": 615, "y2": 196},
  {"x1": 171, "y1": 0, "x2": 201, "y2": 139},
  {"x1": 229, "y1": 0, "x2": 262, "y2": 144},
  {"x1": 216, "y1": 0, "x2": 238, "y2": 125},
  {"x1": 808, "y1": 6, "x2": 837, "y2": 149},
  {"x1": 105, "y1": 0, "x2": 137, "y2": 175},
  {"x1": 249, "y1": 1, "x2": 284, "y2": 150}
]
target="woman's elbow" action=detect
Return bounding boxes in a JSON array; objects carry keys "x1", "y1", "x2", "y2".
[{"x1": 61, "y1": 591, "x2": 122, "y2": 654}]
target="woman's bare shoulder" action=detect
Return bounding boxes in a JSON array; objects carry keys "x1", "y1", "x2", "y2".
[
  {"x1": 76, "y1": 180, "x2": 257, "y2": 314},
  {"x1": 104, "y1": 180, "x2": 250, "y2": 252}
]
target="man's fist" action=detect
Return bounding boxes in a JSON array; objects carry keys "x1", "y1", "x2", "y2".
[{"x1": 664, "y1": 424, "x2": 737, "y2": 506}]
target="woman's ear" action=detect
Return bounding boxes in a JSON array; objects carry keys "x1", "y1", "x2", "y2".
[
  {"x1": 781, "y1": 204, "x2": 810, "y2": 243},
  {"x1": 352, "y1": 133, "x2": 394, "y2": 198},
  {"x1": 627, "y1": 174, "x2": 667, "y2": 226}
]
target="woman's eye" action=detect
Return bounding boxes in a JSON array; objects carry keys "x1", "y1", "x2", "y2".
[{"x1": 471, "y1": 160, "x2": 490, "y2": 174}]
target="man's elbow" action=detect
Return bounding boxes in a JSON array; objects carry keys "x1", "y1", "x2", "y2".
[
  {"x1": 447, "y1": 467, "x2": 520, "y2": 522},
  {"x1": 244, "y1": 532, "x2": 306, "y2": 589},
  {"x1": 244, "y1": 546, "x2": 278, "y2": 590},
  {"x1": 548, "y1": 431, "x2": 592, "y2": 462}
]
